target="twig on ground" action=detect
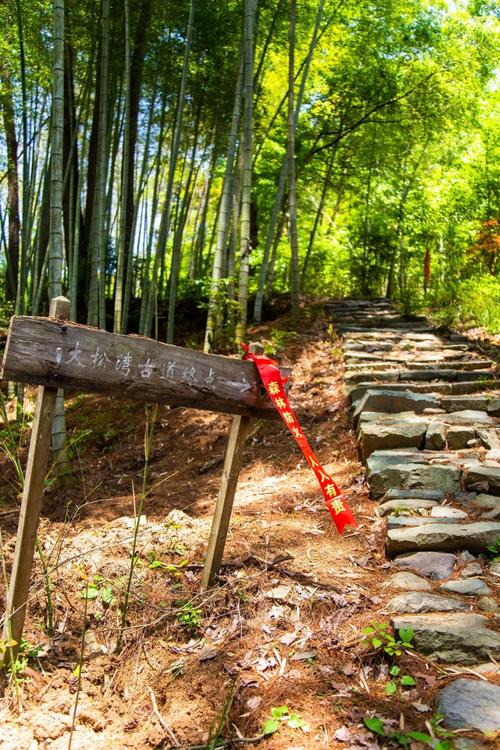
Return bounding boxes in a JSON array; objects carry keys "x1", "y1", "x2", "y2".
[
  {"x1": 148, "y1": 686, "x2": 179, "y2": 746},
  {"x1": 191, "y1": 553, "x2": 343, "y2": 592}
]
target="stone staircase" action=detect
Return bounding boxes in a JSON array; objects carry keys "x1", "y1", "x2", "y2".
[{"x1": 330, "y1": 298, "x2": 500, "y2": 734}]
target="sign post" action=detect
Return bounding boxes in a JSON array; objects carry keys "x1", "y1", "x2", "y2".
[
  {"x1": 1, "y1": 297, "x2": 70, "y2": 666},
  {"x1": 0, "y1": 308, "x2": 283, "y2": 663},
  {"x1": 201, "y1": 343, "x2": 264, "y2": 590}
]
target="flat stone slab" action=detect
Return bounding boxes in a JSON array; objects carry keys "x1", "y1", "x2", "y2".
[
  {"x1": 353, "y1": 389, "x2": 439, "y2": 422},
  {"x1": 345, "y1": 370, "x2": 400, "y2": 384},
  {"x1": 447, "y1": 426, "x2": 476, "y2": 450},
  {"x1": 445, "y1": 410, "x2": 494, "y2": 424},
  {"x1": 358, "y1": 410, "x2": 417, "y2": 424},
  {"x1": 387, "y1": 521, "x2": 500, "y2": 555},
  {"x1": 488, "y1": 397, "x2": 500, "y2": 416},
  {"x1": 460, "y1": 562, "x2": 482, "y2": 577},
  {"x1": 437, "y1": 679, "x2": 500, "y2": 731},
  {"x1": 425, "y1": 422, "x2": 446, "y2": 450},
  {"x1": 452, "y1": 380, "x2": 500, "y2": 395},
  {"x1": 430, "y1": 506, "x2": 468, "y2": 519},
  {"x1": 440, "y1": 578, "x2": 492, "y2": 596},
  {"x1": 393, "y1": 551, "x2": 457, "y2": 580},
  {"x1": 466, "y1": 461, "x2": 500, "y2": 495},
  {"x1": 403, "y1": 368, "x2": 457, "y2": 381},
  {"x1": 387, "y1": 516, "x2": 460, "y2": 528},
  {"x1": 367, "y1": 452, "x2": 461, "y2": 499},
  {"x1": 384, "y1": 489, "x2": 445, "y2": 500},
  {"x1": 386, "y1": 591, "x2": 468, "y2": 613},
  {"x1": 391, "y1": 613, "x2": 500, "y2": 664},
  {"x1": 378, "y1": 498, "x2": 440, "y2": 516},
  {"x1": 348, "y1": 382, "x2": 454, "y2": 403},
  {"x1": 385, "y1": 571, "x2": 432, "y2": 591},
  {"x1": 441, "y1": 396, "x2": 489, "y2": 412},
  {"x1": 360, "y1": 419, "x2": 428, "y2": 458},
  {"x1": 469, "y1": 493, "x2": 500, "y2": 510}
]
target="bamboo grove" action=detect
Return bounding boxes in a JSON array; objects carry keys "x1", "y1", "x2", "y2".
[{"x1": 0, "y1": 0, "x2": 499, "y2": 350}]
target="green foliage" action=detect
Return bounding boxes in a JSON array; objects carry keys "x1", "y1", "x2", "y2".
[
  {"x1": 385, "y1": 665, "x2": 416, "y2": 695},
  {"x1": 80, "y1": 576, "x2": 116, "y2": 606},
  {"x1": 147, "y1": 550, "x2": 189, "y2": 577},
  {"x1": 364, "y1": 714, "x2": 453, "y2": 750},
  {"x1": 176, "y1": 601, "x2": 202, "y2": 632},
  {"x1": 262, "y1": 705, "x2": 309, "y2": 736},
  {"x1": 362, "y1": 621, "x2": 414, "y2": 657},
  {"x1": 486, "y1": 536, "x2": 500, "y2": 562}
]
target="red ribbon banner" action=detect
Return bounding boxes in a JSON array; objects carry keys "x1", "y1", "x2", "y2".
[{"x1": 242, "y1": 344, "x2": 358, "y2": 535}]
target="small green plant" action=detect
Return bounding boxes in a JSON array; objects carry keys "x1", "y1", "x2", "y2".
[
  {"x1": 262, "y1": 705, "x2": 309, "y2": 735},
  {"x1": 2, "y1": 638, "x2": 44, "y2": 683},
  {"x1": 176, "y1": 602, "x2": 202, "y2": 632},
  {"x1": 147, "y1": 550, "x2": 188, "y2": 576},
  {"x1": 362, "y1": 622, "x2": 414, "y2": 657},
  {"x1": 486, "y1": 536, "x2": 500, "y2": 562},
  {"x1": 263, "y1": 329, "x2": 299, "y2": 357},
  {"x1": 364, "y1": 715, "x2": 452, "y2": 749},
  {"x1": 80, "y1": 576, "x2": 115, "y2": 606},
  {"x1": 385, "y1": 664, "x2": 416, "y2": 695}
]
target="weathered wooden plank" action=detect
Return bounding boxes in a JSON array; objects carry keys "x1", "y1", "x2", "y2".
[{"x1": 1, "y1": 317, "x2": 288, "y2": 419}]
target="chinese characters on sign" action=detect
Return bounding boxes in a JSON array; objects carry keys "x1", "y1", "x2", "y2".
[{"x1": 51, "y1": 345, "x2": 256, "y2": 393}]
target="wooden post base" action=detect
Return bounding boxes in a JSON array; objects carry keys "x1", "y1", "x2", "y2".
[
  {"x1": 201, "y1": 415, "x2": 253, "y2": 590},
  {"x1": 1, "y1": 297, "x2": 69, "y2": 668}
]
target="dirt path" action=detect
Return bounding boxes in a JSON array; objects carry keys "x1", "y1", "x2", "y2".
[{"x1": 0, "y1": 304, "x2": 498, "y2": 748}]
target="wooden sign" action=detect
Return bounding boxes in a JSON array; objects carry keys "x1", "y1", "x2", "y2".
[
  {"x1": 2, "y1": 316, "x2": 287, "y2": 419},
  {"x1": 0, "y1": 298, "x2": 289, "y2": 666}
]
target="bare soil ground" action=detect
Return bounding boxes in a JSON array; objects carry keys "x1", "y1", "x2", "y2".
[{"x1": 0, "y1": 305, "x2": 488, "y2": 749}]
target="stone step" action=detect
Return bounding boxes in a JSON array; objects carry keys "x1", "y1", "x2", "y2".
[
  {"x1": 378, "y1": 498, "x2": 441, "y2": 515},
  {"x1": 345, "y1": 352, "x2": 483, "y2": 365},
  {"x1": 391, "y1": 613, "x2": 500, "y2": 664},
  {"x1": 386, "y1": 521, "x2": 500, "y2": 555},
  {"x1": 359, "y1": 415, "x2": 497, "y2": 456},
  {"x1": 337, "y1": 325, "x2": 434, "y2": 334},
  {"x1": 367, "y1": 451, "x2": 462, "y2": 498},
  {"x1": 346, "y1": 367, "x2": 496, "y2": 385},
  {"x1": 405, "y1": 360, "x2": 494, "y2": 371},
  {"x1": 348, "y1": 380, "x2": 500, "y2": 403},
  {"x1": 345, "y1": 360, "x2": 493, "y2": 373},
  {"x1": 353, "y1": 389, "x2": 439, "y2": 422},
  {"x1": 342, "y1": 331, "x2": 442, "y2": 341},
  {"x1": 465, "y1": 460, "x2": 500, "y2": 495},
  {"x1": 345, "y1": 363, "x2": 403, "y2": 372},
  {"x1": 359, "y1": 417, "x2": 428, "y2": 458},
  {"x1": 436, "y1": 679, "x2": 500, "y2": 732},
  {"x1": 386, "y1": 515, "x2": 469, "y2": 528},
  {"x1": 386, "y1": 591, "x2": 469, "y2": 613}
]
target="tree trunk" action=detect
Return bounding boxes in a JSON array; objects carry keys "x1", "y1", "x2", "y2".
[
  {"x1": 300, "y1": 148, "x2": 336, "y2": 287},
  {"x1": 49, "y1": 0, "x2": 70, "y2": 474},
  {"x1": 287, "y1": 0, "x2": 299, "y2": 321},
  {"x1": 235, "y1": 0, "x2": 256, "y2": 346},
  {"x1": 87, "y1": 0, "x2": 110, "y2": 329},
  {"x1": 113, "y1": 0, "x2": 130, "y2": 333},
  {"x1": 254, "y1": 0, "x2": 325, "y2": 323},
  {"x1": 204, "y1": 49, "x2": 244, "y2": 353},
  {"x1": 0, "y1": 64, "x2": 21, "y2": 302},
  {"x1": 165, "y1": 0, "x2": 196, "y2": 344}
]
